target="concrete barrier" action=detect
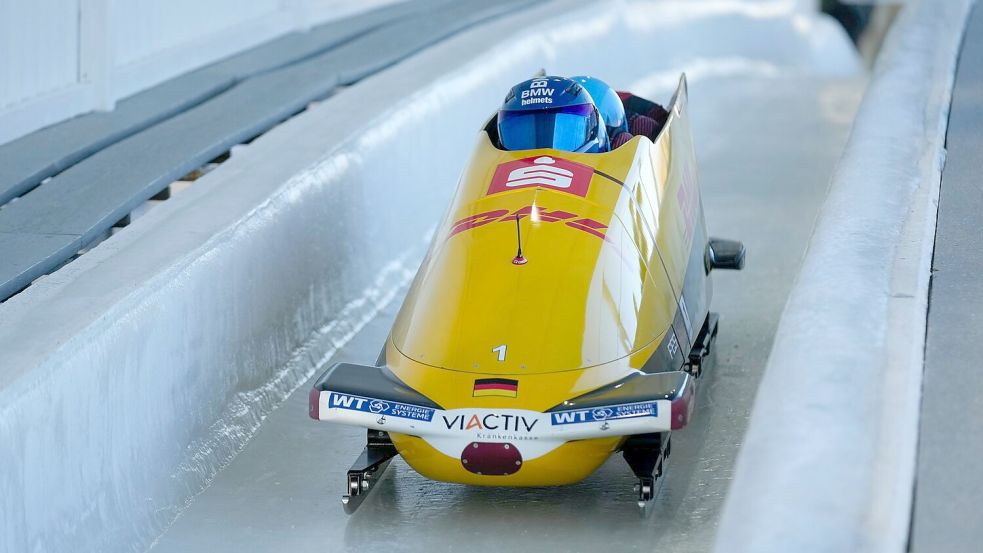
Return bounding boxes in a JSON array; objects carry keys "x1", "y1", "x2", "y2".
[
  {"x1": 714, "y1": 1, "x2": 974, "y2": 551},
  {"x1": 0, "y1": 1, "x2": 853, "y2": 551}
]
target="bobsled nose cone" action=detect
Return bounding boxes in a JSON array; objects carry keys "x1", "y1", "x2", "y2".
[{"x1": 460, "y1": 442, "x2": 523, "y2": 476}]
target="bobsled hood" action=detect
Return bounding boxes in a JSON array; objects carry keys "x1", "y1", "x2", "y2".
[{"x1": 390, "y1": 136, "x2": 677, "y2": 375}]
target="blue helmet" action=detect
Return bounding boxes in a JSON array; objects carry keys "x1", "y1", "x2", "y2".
[
  {"x1": 498, "y1": 76, "x2": 609, "y2": 153},
  {"x1": 571, "y1": 76, "x2": 628, "y2": 135}
]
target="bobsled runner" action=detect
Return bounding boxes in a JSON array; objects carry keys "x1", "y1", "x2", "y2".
[{"x1": 309, "y1": 75, "x2": 744, "y2": 513}]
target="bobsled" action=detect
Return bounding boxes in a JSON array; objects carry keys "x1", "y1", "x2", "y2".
[{"x1": 309, "y1": 75, "x2": 744, "y2": 512}]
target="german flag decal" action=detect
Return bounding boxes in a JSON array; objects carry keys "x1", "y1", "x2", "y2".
[{"x1": 473, "y1": 378, "x2": 518, "y2": 398}]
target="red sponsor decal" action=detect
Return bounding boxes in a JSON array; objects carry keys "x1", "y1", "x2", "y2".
[
  {"x1": 487, "y1": 156, "x2": 594, "y2": 197},
  {"x1": 565, "y1": 217, "x2": 608, "y2": 240},
  {"x1": 449, "y1": 205, "x2": 608, "y2": 241},
  {"x1": 508, "y1": 205, "x2": 578, "y2": 222},
  {"x1": 449, "y1": 209, "x2": 510, "y2": 237}
]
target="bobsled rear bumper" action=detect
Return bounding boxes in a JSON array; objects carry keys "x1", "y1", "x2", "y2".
[{"x1": 309, "y1": 363, "x2": 695, "y2": 461}]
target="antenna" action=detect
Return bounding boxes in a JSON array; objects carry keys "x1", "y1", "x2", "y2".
[{"x1": 512, "y1": 214, "x2": 528, "y2": 265}]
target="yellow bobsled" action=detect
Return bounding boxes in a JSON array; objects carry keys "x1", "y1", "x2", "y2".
[{"x1": 309, "y1": 75, "x2": 744, "y2": 512}]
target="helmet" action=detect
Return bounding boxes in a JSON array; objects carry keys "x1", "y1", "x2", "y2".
[
  {"x1": 498, "y1": 76, "x2": 609, "y2": 153},
  {"x1": 571, "y1": 76, "x2": 628, "y2": 135}
]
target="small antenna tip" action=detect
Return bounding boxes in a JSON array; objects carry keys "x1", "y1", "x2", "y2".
[{"x1": 512, "y1": 213, "x2": 527, "y2": 265}]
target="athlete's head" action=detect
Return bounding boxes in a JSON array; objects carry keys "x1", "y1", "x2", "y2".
[
  {"x1": 571, "y1": 76, "x2": 628, "y2": 136},
  {"x1": 498, "y1": 76, "x2": 609, "y2": 153}
]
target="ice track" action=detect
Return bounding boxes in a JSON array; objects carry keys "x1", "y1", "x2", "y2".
[
  {"x1": 0, "y1": 1, "x2": 869, "y2": 551},
  {"x1": 149, "y1": 74, "x2": 864, "y2": 552}
]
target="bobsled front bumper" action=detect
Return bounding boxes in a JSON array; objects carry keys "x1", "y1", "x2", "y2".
[{"x1": 309, "y1": 363, "x2": 695, "y2": 465}]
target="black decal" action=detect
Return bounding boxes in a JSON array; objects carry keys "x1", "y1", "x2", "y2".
[
  {"x1": 522, "y1": 417, "x2": 538, "y2": 432},
  {"x1": 483, "y1": 414, "x2": 499, "y2": 430},
  {"x1": 443, "y1": 415, "x2": 462, "y2": 430},
  {"x1": 501, "y1": 414, "x2": 513, "y2": 430}
]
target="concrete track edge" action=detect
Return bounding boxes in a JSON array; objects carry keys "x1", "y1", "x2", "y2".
[{"x1": 714, "y1": 1, "x2": 974, "y2": 552}]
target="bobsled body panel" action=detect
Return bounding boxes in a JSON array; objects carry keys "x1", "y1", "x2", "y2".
[
  {"x1": 392, "y1": 80, "x2": 708, "y2": 381},
  {"x1": 391, "y1": 192, "x2": 674, "y2": 374},
  {"x1": 312, "y1": 76, "x2": 713, "y2": 487},
  {"x1": 390, "y1": 432, "x2": 621, "y2": 486},
  {"x1": 313, "y1": 347, "x2": 694, "y2": 485}
]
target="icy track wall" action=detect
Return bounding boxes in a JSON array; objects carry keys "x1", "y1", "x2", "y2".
[
  {"x1": 0, "y1": 1, "x2": 855, "y2": 552},
  {"x1": 714, "y1": 1, "x2": 974, "y2": 552}
]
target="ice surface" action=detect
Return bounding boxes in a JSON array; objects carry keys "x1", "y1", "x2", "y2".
[
  {"x1": 0, "y1": 1, "x2": 861, "y2": 552},
  {"x1": 714, "y1": 1, "x2": 973, "y2": 552},
  {"x1": 150, "y1": 76, "x2": 865, "y2": 553}
]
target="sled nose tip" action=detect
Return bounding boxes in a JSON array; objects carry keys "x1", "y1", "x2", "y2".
[{"x1": 460, "y1": 442, "x2": 523, "y2": 476}]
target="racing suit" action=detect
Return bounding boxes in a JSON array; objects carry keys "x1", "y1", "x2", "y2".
[{"x1": 610, "y1": 92, "x2": 671, "y2": 148}]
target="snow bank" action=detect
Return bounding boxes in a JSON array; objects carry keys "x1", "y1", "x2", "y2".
[
  {"x1": 714, "y1": 1, "x2": 973, "y2": 551},
  {"x1": 0, "y1": 1, "x2": 854, "y2": 551}
]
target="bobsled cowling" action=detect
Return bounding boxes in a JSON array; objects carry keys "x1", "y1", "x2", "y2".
[
  {"x1": 310, "y1": 76, "x2": 741, "y2": 495},
  {"x1": 309, "y1": 361, "x2": 695, "y2": 462}
]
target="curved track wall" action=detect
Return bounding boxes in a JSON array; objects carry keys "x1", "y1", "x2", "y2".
[{"x1": 715, "y1": 1, "x2": 974, "y2": 551}]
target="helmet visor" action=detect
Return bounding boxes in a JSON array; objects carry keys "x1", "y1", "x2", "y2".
[{"x1": 498, "y1": 104, "x2": 596, "y2": 152}]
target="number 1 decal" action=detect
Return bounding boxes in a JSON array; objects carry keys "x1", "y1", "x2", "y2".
[{"x1": 492, "y1": 345, "x2": 507, "y2": 362}]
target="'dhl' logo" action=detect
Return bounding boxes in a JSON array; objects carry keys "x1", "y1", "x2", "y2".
[{"x1": 487, "y1": 156, "x2": 593, "y2": 197}]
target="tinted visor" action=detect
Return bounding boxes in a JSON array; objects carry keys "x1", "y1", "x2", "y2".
[{"x1": 498, "y1": 104, "x2": 596, "y2": 152}]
